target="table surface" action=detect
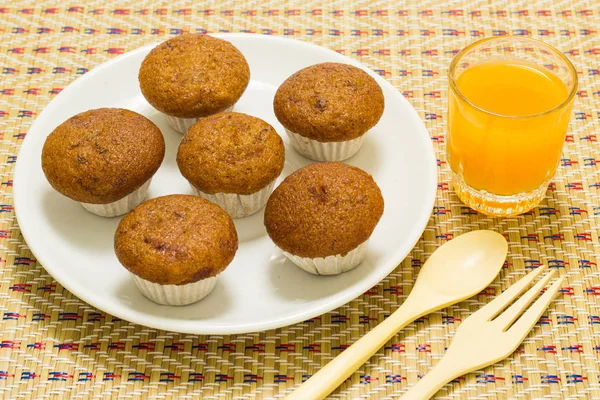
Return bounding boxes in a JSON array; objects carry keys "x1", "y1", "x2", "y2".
[{"x1": 1, "y1": 1, "x2": 599, "y2": 399}]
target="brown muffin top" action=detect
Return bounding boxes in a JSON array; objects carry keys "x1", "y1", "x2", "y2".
[
  {"x1": 273, "y1": 63, "x2": 385, "y2": 142},
  {"x1": 114, "y1": 195, "x2": 238, "y2": 285},
  {"x1": 177, "y1": 112, "x2": 285, "y2": 195},
  {"x1": 264, "y1": 162, "x2": 384, "y2": 258},
  {"x1": 41, "y1": 108, "x2": 165, "y2": 204},
  {"x1": 139, "y1": 34, "x2": 250, "y2": 118}
]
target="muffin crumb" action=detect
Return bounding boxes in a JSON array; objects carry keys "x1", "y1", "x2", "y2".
[
  {"x1": 274, "y1": 63, "x2": 384, "y2": 142},
  {"x1": 115, "y1": 195, "x2": 238, "y2": 285},
  {"x1": 177, "y1": 112, "x2": 285, "y2": 195},
  {"x1": 41, "y1": 108, "x2": 165, "y2": 204},
  {"x1": 139, "y1": 34, "x2": 250, "y2": 118},
  {"x1": 264, "y1": 162, "x2": 384, "y2": 258}
]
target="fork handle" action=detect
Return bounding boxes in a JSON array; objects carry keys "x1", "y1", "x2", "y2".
[
  {"x1": 400, "y1": 349, "x2": 468, "y2": 399},
  {"x1": 285, "y1": 300, "x2": 424, "y2": 400}
]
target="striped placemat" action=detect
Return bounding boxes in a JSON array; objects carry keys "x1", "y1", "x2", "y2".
[{"x1": 0, "y1": 1, "x2": 599, "y2": 398}]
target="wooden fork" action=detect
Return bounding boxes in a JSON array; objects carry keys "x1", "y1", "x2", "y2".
[{"x1": 401, "y1": 266, "x2": 563, "y2": 399}]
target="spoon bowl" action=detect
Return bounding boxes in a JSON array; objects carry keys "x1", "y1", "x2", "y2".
[{"x1": 413, "y1": 230, "x2": 508, "y2": 298}]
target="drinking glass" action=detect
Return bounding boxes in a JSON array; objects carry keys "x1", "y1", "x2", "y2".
[{"x1": 447, "y1": 37, "x2": 577, "y2": 216}]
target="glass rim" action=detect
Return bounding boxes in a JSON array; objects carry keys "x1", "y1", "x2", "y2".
[{"x1": 448, "y1": 36, "x2": 578, "y2": 119}]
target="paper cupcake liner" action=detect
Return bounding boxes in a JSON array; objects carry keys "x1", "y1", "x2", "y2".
[
  {"x1": 282, "y1": 240, "x2": 369, "y2": 275},
  {"x1": 285, "y1": 129, "x2": 367, "y2": 162},
  {"x1": 165, "y1": 105, "x2": 235, "y2": 134},
  {"x1": 190, "y1": 180, "x2": 276, "y2": 219},
  {"x1": 80, "y1": 179, "x2": 151, "y2": 217},
  {"x1": 132, "y1": 274, "x2": 218, "y2": 306}
]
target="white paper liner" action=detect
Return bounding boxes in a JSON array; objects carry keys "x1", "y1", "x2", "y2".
[
  {"x1": 285, "y1": 129, "x2": 367, "y2": 161},
  {"x1": 283, "y1": 240, "x2": 369, "y2": 275},
  {"x1": 132, "y1": 274, "x2": 218, "y2": 306},
  {"x1": 80, "y1": 179, "x2": 151, "y2": 217},
  {"x1": 165, "y1": 105, "x2": 235, "y2": 134},
  {"x1": 190, "y1": 180, "x2": 276, "y2": 219}
]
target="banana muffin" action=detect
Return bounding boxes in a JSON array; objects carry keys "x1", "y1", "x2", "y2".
[
  {"x1": 177, "y1": 112, "x2": 285, "y2": 218},
  {"x1": 41, "y1": 108, "x2": 165, "y2": 217},
  {"x1": 114, "y1": 194, "x2": 238, "y2": 306},
  {"x1": 264, "y1": 162, "x2": 384, "y2": 275},
  {"x1": 274, "y1": 62, "x2": 385, "y2": 161},
  {"x1": 139, "y1": 34, "x2": 250, "y2": 133}
]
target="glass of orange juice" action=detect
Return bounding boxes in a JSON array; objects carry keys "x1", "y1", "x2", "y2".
[{"x1": 448, "y1": 37, "x2": 577, "y2": 216}]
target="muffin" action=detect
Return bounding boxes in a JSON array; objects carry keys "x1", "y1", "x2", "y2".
[
  {"x1": 139, "y1": 34, "x2": 250, "y2": 133},
  {"x1": 177, "y1": 112, "x2": 285, "y2": 218},
  {"x1": 264, "y1": 162, "x2": 384, "y2": 275},
  {"x1": 114, "y1": 195, "x2": 238, "y2": 306},
  {"x1": 41, "y1": 108, "x2": 165, "y2": 217},
  {"x1": 273, "y1": 62, "x2": 385, "y2": 161}
]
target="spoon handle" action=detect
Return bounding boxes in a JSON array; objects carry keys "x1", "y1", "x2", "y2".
[{"x1": 285, "y1": 300, "x2": 424, "y2": 400}]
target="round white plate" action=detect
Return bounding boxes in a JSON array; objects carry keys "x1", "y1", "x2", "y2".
[{"x1": 14, "y1": 34, "x2": 436, "y2": 334}]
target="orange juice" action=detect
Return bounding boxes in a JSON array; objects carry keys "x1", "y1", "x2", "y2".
[{"x1": 448, "y1": 59, "x2": 573, "y2": 198}]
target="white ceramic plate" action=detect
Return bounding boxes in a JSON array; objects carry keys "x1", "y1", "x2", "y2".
[{"x1": 14, "y1": 34, "x2": 436, "y2": 334}]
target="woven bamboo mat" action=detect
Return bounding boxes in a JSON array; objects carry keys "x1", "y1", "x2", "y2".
[{"x1": 1, "y1": 0, "x2": 599, "y2": 398}]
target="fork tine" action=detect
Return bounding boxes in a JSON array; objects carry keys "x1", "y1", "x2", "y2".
[
  {"x1": 492, "y1": 271, "x2": 556, "y2": 330},
  {"x1": 475, "y1": 266, "x2": 546, "y2": 320},
  {"x1": 506, "y1": 276, "x2": 564, "y2": 341}
]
